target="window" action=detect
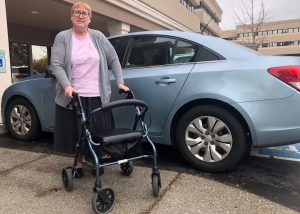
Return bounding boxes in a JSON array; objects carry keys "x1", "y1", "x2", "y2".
[
  {"x1": 125, "y1": 36, "x2": 199, "y2": 68},
  {"x1": 197, "y1": 47, "x2": 222, "y2": 62},
  {"x1": 32, "y1": 45, "x2": 48, "y2": 74},
  {"x1": 109, "y1": 37, "x2": 129, "y2": 67},
  {"x1": 179, "y1": 0, "x2": 195, "y2": 13},
  {"x1": 126, "y1": 36, "x2": 176, "y2": 68},
  {"x1": 10, "y1": 42, "x2": 51, "y2": 82},
  {"x1": 171, "y1": 40, "x2": 198, "y2": 64},
  {"x1": 9, "y1": 42, "x2": 30, "y2": 82}
]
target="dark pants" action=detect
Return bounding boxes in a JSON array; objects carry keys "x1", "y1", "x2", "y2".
[{"x1": 53, "y1": 97, "x2": 114, "y2": 155}]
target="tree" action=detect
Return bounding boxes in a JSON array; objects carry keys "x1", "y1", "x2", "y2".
[
  {"x1": 233, "y1": 0, "x2": 270, "y2": 50},
  {"x1": 10, "y1": 43, "x2": 28, "y2": 66},
  {"x1": 33, "y1": 57, "x2": 48, "y2": 73}
]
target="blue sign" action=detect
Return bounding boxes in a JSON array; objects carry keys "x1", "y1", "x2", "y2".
[{"x1": 0, "y1": 50, "x2": 5, "y2": 73}]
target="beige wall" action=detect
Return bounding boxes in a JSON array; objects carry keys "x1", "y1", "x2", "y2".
[
  {"x1": 0, "y1": 0, "x2": 11, "y2": 123},
  {"x1": 200, "y1": 0, "x2": 222, "y2": 21},
  {"x1": 141, "y1": 0, "x2": 200, "y2": 32},
  {"x1": 196, "y1": 8, "x2": 222, "y2": 36}
]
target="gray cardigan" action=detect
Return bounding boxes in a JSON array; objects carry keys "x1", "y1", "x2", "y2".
[{"x1": 51, "y1": 28, "x2": 124, "y2": 107}]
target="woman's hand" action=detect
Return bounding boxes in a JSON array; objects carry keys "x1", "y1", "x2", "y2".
[
  {"x1": 118, "y1": 83, "x2": 130, "y2": 92},
  {"x1": 64, "y1": 85, "x2": 74, "y2": 98}
]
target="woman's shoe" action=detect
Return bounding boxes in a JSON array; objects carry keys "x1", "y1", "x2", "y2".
[{"x1": 73, "y1": 167, "x2": 84, "y2": 178}]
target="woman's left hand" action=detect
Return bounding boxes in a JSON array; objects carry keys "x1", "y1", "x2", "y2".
[{"x1": 118, "y1": 83, "x2": 130, "y2": 92}]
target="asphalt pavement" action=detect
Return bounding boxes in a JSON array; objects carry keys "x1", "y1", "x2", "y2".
[{"x1": 0, "y1": 124, "x2": 299, "y2": 213}]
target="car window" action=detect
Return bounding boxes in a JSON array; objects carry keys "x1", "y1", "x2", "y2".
[
  {"x1": 125, "y1": 36, "x2": 200, "y2": 68},
  {"x1": 197, "y1": 47, "x2": 223, "y2": 62},
  {"x1": 125, "y1": 36, "x2": 176, "y2": 68},
  {"x1": 109, "y1": 37, "x2": 128, "y2": 67},
  {"x1": 171, "y1": 40, "x2": 198, "y2": 64}
]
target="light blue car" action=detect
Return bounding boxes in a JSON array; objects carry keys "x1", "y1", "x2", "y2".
[{"x1": 2, "y1": 31, "x2": 300, "y2": 172}]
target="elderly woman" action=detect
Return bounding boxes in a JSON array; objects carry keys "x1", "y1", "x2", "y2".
[{"x1": 51, "y1": 1, "x2": 129, "y2": 178}]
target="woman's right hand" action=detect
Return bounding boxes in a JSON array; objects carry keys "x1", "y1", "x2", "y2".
[{"x1": 64, "y1": 86, "x2": 74, "y2": 98}]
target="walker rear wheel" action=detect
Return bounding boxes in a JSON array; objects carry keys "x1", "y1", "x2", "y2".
[
  {"x1": 62, "y1": 167, "x2": 73, "y2": 191},
  {"x1": 120, "y1": 161, "x2": 133, "y2": 176},
  {"x1": 92, "y1": 187, "x2": 115, "y2": 214}
]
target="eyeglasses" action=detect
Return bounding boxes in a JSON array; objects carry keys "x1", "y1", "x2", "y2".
[{"x1": 73, "y1": 9, "x2": 89, "y2": 18}]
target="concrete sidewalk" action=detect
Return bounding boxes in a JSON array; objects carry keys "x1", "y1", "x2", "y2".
[{"x1": 0, "y1": 147, "x2": 298, "y2": 214}]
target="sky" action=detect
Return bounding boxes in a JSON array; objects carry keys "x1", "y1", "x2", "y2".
[{"x1": 216, "y1": 0, "x2": 300, "y2": 30}]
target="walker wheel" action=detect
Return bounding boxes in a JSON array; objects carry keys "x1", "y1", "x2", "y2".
[
  {"x1": 120, "y1": 161, "x2": 133, "y2": 176},
  {"x1": 92, "y1": 187, "x2": 115, "y2": 214},
  {"x1": 62, "y1": 167, "x2": 73, "y2": 191},
  {"x1": 152, "y1": 174, "x2": 161, "y2": 197}
]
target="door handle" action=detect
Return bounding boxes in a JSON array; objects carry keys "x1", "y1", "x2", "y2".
[{"x1": 155, "y1": 77, "x2": 176, "y2": 85}]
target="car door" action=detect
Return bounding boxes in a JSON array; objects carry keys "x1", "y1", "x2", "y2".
[{"x1": 110, "y1": 35, "x2": 199, "y2": 137}]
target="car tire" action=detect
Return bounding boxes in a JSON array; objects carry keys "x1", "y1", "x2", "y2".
[
  {"x1": 176, "y1": 105, "x2": 247, "y2": 172},
  {"x1": 5, "y1": 97, "x2": 41, "y2": 141}
]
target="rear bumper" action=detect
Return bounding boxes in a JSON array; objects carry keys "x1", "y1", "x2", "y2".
[{"x1": 239, "y1": 92, "x2": 300, "y2": 147}]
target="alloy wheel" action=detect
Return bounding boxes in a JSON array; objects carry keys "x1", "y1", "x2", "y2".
[{"x1": 185, "y1": 116, "x2": 233, "y2": 163}]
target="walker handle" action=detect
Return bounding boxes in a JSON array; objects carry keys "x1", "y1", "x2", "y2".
[{"x1": 119, "y1": 89, "x2": 135, "y2": 99}]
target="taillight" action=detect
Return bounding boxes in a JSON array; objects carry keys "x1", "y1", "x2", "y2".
[{"x1": 268, "y1": 66, "x2": 300, "y2": 91}]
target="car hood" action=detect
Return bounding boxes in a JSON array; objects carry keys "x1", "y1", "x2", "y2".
[{"x1": 12, "y1": 73, "x2": 46, "y2": 84}]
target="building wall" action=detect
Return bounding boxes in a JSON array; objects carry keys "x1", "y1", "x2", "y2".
[
  {"x1": 222, "y1": 19, "x2": 300, "y2": 56},
  {"x1": 196, "y1": 0, "x2": 223, "y2": 37},
  {"x1": 0, "y1": 1, "x2": 12, "y2": 123},
  {"x1": 140, "y1": 0, "x2": 200, "y2": 32}
]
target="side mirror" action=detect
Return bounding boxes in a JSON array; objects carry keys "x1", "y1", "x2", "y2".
[{"x1": 45, "y1": 65, "x2": 55, "y2": 78}]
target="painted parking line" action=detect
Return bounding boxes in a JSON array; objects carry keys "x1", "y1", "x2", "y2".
[{"x1": 251, "y1": 143, "x2": 300, "y2": 161}]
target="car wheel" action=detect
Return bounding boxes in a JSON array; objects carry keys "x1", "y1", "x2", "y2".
[
  {"x1": 176, "y1": 105, "x2": 247, "y2": 172},
  {"x1": 5, "y1": 97, "x2": 41, "y2": 141}
]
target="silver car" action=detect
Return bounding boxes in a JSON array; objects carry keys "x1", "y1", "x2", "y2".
[{"x1": 2, "y1": 31, "x2": 300, "y2": 172}]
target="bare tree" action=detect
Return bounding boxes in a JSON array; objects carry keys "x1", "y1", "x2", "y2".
[{"x1": 233, "y1": 0, "x2": 270, "y2": 50}]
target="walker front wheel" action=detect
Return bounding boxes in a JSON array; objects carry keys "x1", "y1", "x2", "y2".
[
  {"x1": 62, "y1": 167, "x2": 73, "y2": 191},
  {"x1": 152, "y1": 174, "x2": 160, "y2": 197},
  {"x1": 92, "y1": 187, "x2": 115, "y2": 214}
]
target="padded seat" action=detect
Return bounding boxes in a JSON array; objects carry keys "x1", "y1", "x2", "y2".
[{"x1": 92, "y1": 128, "x2": 143, "y2": 144}]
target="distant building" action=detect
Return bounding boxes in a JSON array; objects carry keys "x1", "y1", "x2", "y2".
[{"x1": 222, "y1": 19, "x2": 300, "y2": 56}]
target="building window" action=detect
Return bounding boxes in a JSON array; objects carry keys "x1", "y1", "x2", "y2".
[
  {"x1": 179, "y1": 0, "x2": 195, "y2": 13},
  {"x1": 32, "y1": 45, "x2": 48, "y2": 74},
  {"x1": 9, "y1": 43, "x2": 30, "y2": 82},
  {"x1": 9, "y1": 42, "x2": 50, "y2": 82}
]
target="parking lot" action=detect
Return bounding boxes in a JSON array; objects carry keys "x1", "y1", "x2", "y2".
[{"x1": 0, "y1": 130, "x2": 299, "y2": 213}]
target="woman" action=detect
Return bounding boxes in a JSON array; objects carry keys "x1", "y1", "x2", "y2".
[{"x1": 51, "y1": 1, "x2": 129, "y2": 178}]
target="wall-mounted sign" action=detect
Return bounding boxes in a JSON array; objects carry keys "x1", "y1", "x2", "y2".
[{"x1": 0, "y1": 50, "x2": 6, "y2": 73}]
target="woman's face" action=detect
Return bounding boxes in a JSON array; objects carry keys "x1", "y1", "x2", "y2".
[{"x1": 71, "y1": 7, "x2": 91, "y2": 31}]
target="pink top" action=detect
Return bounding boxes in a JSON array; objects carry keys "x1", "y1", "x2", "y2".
[{"x1": 71, "y1": 32, "x2": 100, "y2": 97}]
